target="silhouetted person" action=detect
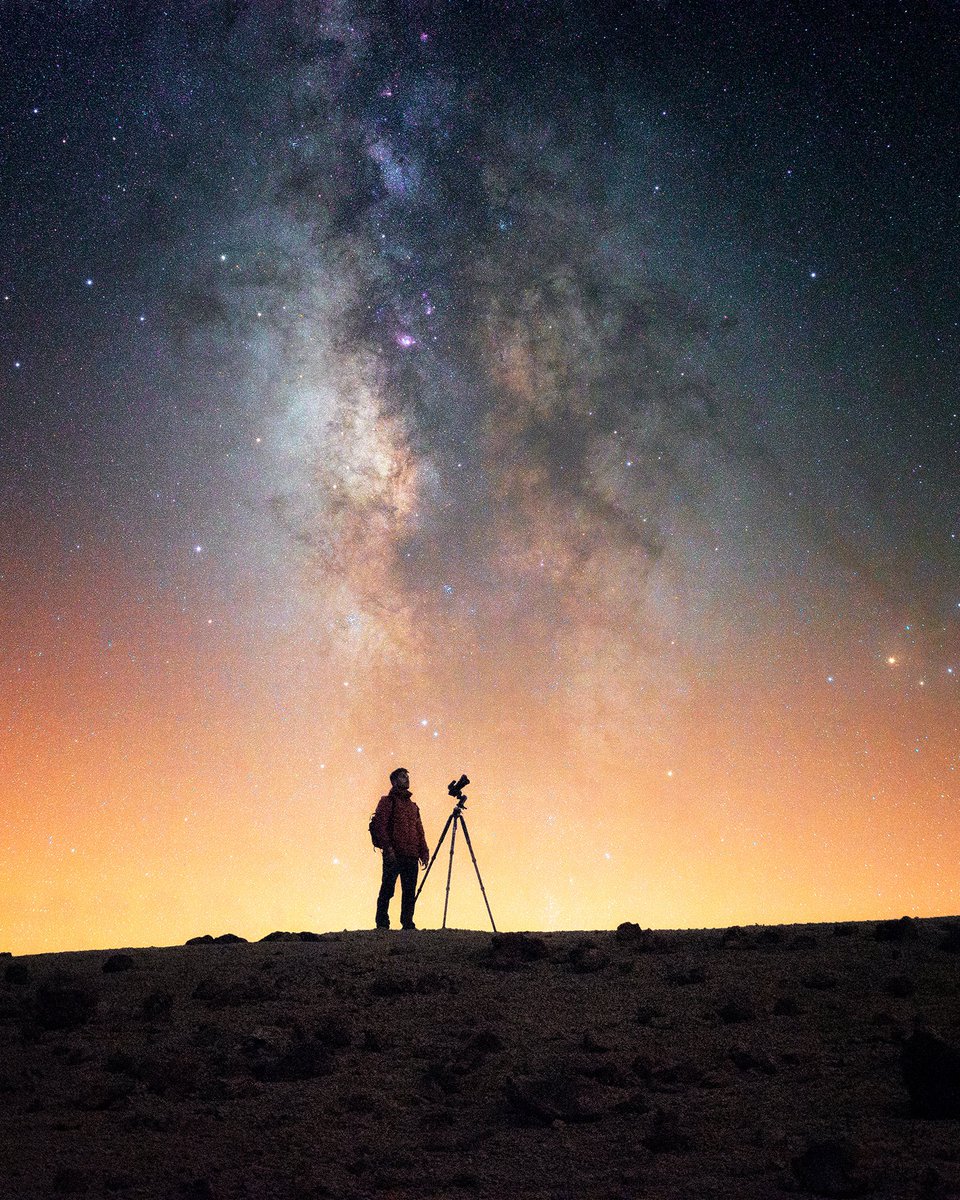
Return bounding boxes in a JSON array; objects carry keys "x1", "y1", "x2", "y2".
[{"x1": 371, "y1": 767, "x2": 429, "y2": 930}]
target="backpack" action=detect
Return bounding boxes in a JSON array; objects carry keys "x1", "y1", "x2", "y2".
[{"x1": 369, "y1": 795, "x2": 396, "y2": 849}]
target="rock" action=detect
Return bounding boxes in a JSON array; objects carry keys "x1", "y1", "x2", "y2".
[
  {"x1": 568, "y1": 941, "x2": 609, "y2": 973},
  {"x1": 773, "y1": 996, "x2": 801, "y2": 1017},
  {"x1": 313, "y1": 1012, "x2": 352, "y2": 1047},
  {"x1": 102, "y1": 953, "x2": 136, "y2": 973},
  {"x1": 665, "y1": 963, "x2": 705, "y2": 986},
  {"x1": 5, "y1": 962, "x2": 31, "y2": 986},
  {"x1": 874, "y1": 916, "x2": 919, "y2": 943},
  {"x1": 254, "y1": 1037, "x2": 334, "y2": 1083},
  {"x1": 632, "y1": 1054, "x2": 705, "y2": 1092},
  {"x1": 729, "y1": 1043, "x2": 777, "y2": 1075},
  {"x1": 369, "y1": 972, "x2": 415, "y2": 997},
  {"x1": 802, "y1": 971, "x2": 839, "y2": 990},
  {"x1": 902, "y1": 1029, "x2": 960, "y2": 1117},
  {"x1": 790, "y1": 934, "x2": 818, "y2": 951},
  {"x1": 833, "y1": 923, "x2": 857, "y2": 937},
  {"x1": 756, "y1": 929, "x2": 783, "y2": 946},
  {"x1": 34, "y1": 981, "x2": 98, "y2": 1031},
  {"x1": 643, "y1": 1108, "x2": 690, "y2": 1153},
  {"x1": 936, "y1": 923, "x2": 960, "y2": 954},
  {"x1": 791, "y1": 1137, "x2": 864, "y2": 1196},
  {"x1": 885, "y1": 974, "x2": 915, "y2": 998},
  {"x1": 717, "y1": 994, "x2": 756, "y2": 1024},
  {"x1": 615, "y1": 923, "x2": 661, "y2": 951},
  {"x1": 482, "y1": 933, "x2": 548, "y2": 970},
  {"x1": 260, "y1": 931, "x2": 296, "y2": 942},
  {"x1": 185, "y1": 933, "x2": 246, "y2": 945},
  {"x1": 141, "y1": 989, "x2": 174, "y2": 1020},
  {"x1": 504, "y1": 1072, "x2": 633, "y2": 1123}
]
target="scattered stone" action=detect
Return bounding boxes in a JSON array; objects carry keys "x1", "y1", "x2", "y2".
[
  {"x1": 885, "y1": 974, "x2": 915, "y2": 998},
  {"x1": 717, "y1": 994, "x2": 757, "y2": 1024},
  {"x1": 254, "y1": 1037, "x2": 334, "y2": 1083},
  {"x1": 482, "y1": 933, "x2": 548, "y2": 970},
  {"x1": 632, "y1": 1054, "x2": 706, "y2": 1092},
  {"x1": 568, "y1": 942, "x2": 609, "y2": 973},
  {"x1": 665, "y1": 963, "x2": 705, "y2": 986},
  {"x1": 902, "y1": 1029, "x2": 960, "y2": 1117},
  {"x1": 141, "y1": 989, "x2": 174, "y2": 1020},
  {"x1": 504, "y1": 1072, "x2": 632, "y2": 1123},
  {"x1": 34, "y1": 981, "x2": 98, "y2": 1031},
  {"x1": 721, "y1": 925, "x2": 744, "y2": 944},
  {"x1": 313, "y1": 1012, "x2": 352, "y2": 1048},
  {"x1": 643, "y1": 1108, "x2": 690, "y2": 1153},
  {"x1": 581, "y1": 1028, "x2": 611, "y2": 1053},
  {"x1": 874, "y1": 916, "x2": 919, "y2": 943},
  {"x1": 833, "y1": 923, "x2": 857, "y2": 937},
  {"x1": 729, "y1": 1043, "x2": 777, "y2": 1075},
  {"x1": 802, "y1": 971, "x2": 839, "y2": 990},
  {"x1": 936, "y1": 924, "x2": 960, "y2": 954},
  {"x1": 791, "y1": 1136, "x2": 864, "y2": 1196},
  {"x1": 635, "y1": 1004, "x2": 662, "y2": 1027},
  {"x1": 369, "y1": 972, "x2": 415, "y2": 997},
  {"x1": 260, "y1": 931, "x2": 296, "y2": 942},
  {"x1": 773, "y1": 996, "x2": 801, "y2": 1017},
  {"x1": 5, "y1": 962, "x2": 31, "y2": 986},
  {"x1": 415, "y1": 970, "x2": 457, "y2": 994},
  {"x1": 185, "y1": 933, "x2": 247, "y2": 945},
  {"x1": 102, "y1": 953, "x2": 136, "y2": 974},
  {"x1": 790, "y1": 934, "x2": 818, "y2": 951},
  {"x1": 756, "y1": 929, "x2": 783, "y2": 946},
  {"x1": 615, "y1": 923, "x2": 661, "y2": 951}
]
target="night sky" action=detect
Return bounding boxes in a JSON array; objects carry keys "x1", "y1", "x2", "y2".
[{"x1": 2, "y1": 2, "x2": 958, "y2": 954}]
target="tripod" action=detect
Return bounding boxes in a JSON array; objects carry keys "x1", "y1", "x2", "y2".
[{"x1": 416, "y1": 777, "x2": 497, "y2": 932}]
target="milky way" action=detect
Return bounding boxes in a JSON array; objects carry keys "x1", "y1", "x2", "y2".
[{"x1": 2, "y1": 2, "x2": 958, "y2": 951}]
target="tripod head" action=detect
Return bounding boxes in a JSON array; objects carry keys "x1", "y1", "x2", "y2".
[{"x1": 448, "y1": 773, "x2": 470, "y2": 808}]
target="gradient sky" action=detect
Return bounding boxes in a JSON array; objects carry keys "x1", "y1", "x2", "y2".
[{"x1": 2, "y1": 1, "x2": 958, "y2": 954}]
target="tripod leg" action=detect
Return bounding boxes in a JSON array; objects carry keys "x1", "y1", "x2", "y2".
[
  {"x1": 442, "y1": 813, "x2": 459, "y2": 929},
  {"x1": 416, "y1": 808, "x2": 455, "y2": 901},
  {"x1": 457, "y1": 816, "x2": 497, "y2": 933}
]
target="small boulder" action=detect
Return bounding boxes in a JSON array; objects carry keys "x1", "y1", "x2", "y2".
[
  {"x1": 885, "y1": 974, "x2": 915, "y2": 999},
  {"x1": 568, "y1": 941, "x2": 609, "y2": 973},
  {"x1": 482, "y1": 933, "x2": 548, "y2": 970},
  {"x1": 102, "y1": 954, "x2": 136, "y2": 974},
  {"x1": 874, "y1": 916, "x2": 919, "y2": 943},
  {"x1": 504, "y1": 1072, "x2": 632, "y2": 1124},
  {"x1": 936, "y1": 923, "x2": 960, "y2": 954},
  {"x1": 643, "y1": 1108, "x2": 690, "y2": 1154},
  {"x1": 717, "y1": 994, "x2": 756, "y2": 1024},
  {"x1": 34, "y1": 981, "x2": 98, "y2": 1031},
  {"x1": 5, "y1": 962, "x2": 31, "y2": 986}
]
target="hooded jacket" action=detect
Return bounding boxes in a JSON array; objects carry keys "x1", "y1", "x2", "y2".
[{"x1": 371, "y1": 787, "x2": 429, "y2": 861}]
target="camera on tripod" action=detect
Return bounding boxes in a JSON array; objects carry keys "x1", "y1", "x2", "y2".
[
  {"x1": 448, "y1": 774, "x2": 469, "y2": 801},
  {"x1": 418, "y1": 772, "x2": 495, "y2": 931}
]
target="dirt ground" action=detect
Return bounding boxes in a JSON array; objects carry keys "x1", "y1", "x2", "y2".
[{"x1": 1, "y1": 918, "x2": 959, "y2": 1199}]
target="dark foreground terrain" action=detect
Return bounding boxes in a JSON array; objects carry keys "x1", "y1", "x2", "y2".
[{"x1": 2, "y1": 918, "x2": 960, "y2": 1199}]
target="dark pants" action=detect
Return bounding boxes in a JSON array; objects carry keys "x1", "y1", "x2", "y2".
[{"x1": 376, "y1": 854, "x2": 419, "y2": 929}]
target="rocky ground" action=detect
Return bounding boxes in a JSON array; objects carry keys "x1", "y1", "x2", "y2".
[{"x1": 1, "y1": 917, "x2": 960, "y2": 1199}]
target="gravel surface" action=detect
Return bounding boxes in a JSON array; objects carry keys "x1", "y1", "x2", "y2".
[{"x1": 1, "y1": 918, "x2": 959, "y2": 1198}]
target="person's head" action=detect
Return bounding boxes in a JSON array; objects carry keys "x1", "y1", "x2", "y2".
[{"x1": 390, "y1": 767, "x2": 410, "y2": 790}]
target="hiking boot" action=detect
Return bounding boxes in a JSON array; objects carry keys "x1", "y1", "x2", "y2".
[{"x1": 401, "y1": 923, "x2": 417, "y2": 931}]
